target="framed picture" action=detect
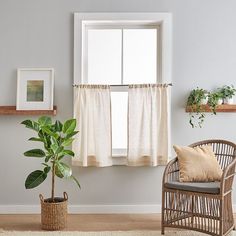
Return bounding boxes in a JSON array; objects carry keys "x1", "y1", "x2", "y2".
[{"x1": 17, "y1": 68, "x2": 54, "y2": 110}]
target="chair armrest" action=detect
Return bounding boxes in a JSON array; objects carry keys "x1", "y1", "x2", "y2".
[
  {"x1": 162, "y1": 157, "x2": 179, "y2": 184},
  {"x1": 220, "y1": 158, "x2": 236, "y2": 195}
]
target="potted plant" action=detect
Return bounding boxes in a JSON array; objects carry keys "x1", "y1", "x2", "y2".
[
  {"x1": 21, "y1": 116, "x2": 80, "y2": 230},
  {"x1": 187, "y1": 87, "x2": 209, "y2": 128},
  {"x1": 218, "y1": 85, "x2": 236, "y2": 104},
  {"x1": 208, "y1": 91, "x2": 223, "y2": 115}
]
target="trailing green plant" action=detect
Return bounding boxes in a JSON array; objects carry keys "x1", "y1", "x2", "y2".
[
  {"x1": 21, "y1": 116, "x2": 80, "y2": 202},
  {"x1": 218, "y1": 85, "x2": 236, "y2": 99},
  {"x1": 187, "y1": 87, "x2": 208, "y2": 128},
  {"x1": 207, "y1": 91, "x2": 223, "y2": 115}
]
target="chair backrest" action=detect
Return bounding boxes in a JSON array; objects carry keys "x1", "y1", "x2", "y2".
[{"x1": 189, "y1": 139, "x2": 236, "y2": 170}]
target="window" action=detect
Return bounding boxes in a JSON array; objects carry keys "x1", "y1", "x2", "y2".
[
  {"x1": 85, "y1": 27, "x2": 158, "y2": 84},
  {"x1": 85, "y1": 26, "x2": 159, "y2": 156},
  {"x1": 74, "y1": 13, "x2": 172, "y2": 159}
]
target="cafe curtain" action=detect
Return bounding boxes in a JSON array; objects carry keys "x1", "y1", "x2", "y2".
[
  {"x1": 72, "y1": 85, "x2": 113, "y2": 167},
  {"x1": 127, "y1": 84, "x2": 170, "y2": 166}
]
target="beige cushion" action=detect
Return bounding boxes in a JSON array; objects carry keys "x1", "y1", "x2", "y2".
[{"x1": 173, "y1": 145, "x2": 223, "y2": 182}]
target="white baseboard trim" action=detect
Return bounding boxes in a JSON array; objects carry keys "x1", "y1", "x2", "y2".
[
  {"x1": 1, "y1": 204, "x2": 236, "y2": 214},
  {"x1": 0, "y1": 204, "x2": 161, "y2": 214}
]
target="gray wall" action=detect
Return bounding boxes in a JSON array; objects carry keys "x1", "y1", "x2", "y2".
[{"x1": 0, "y1": 0, "x2": 236, "y2": 207}]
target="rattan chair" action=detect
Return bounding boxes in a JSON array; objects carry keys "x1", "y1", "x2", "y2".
[{"x1": 161, "y1": 139, "x2": 236, "y2": 236}]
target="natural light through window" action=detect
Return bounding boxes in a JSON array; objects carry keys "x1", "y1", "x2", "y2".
[
  {"x1": 85, "y1": 26, "x2": 159, "y2": 156},
  {"x1": 87, "y1": 29, "x2": 122, "y2": 84},
  {"x1": 123, "y1": 29, "x2": 157, "y2": 84},
  {"x1": 111, "y1": 92, "x2": 128, "y2": 155}
]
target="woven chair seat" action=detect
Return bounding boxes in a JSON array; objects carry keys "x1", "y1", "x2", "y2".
[{"x1": 165, "y1": 181, "x2": 220, "y2": 194}]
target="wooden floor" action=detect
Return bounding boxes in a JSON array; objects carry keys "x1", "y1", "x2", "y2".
[
  {"x1": 0, "y1": 214, "x2": 161, "y2": 231},
  {"x1": 1, "y1": 214, "x2": 235, "y2": 232}
]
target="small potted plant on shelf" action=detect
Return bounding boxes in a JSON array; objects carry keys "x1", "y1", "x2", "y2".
[
  {"x1": 218, "y1": 85, "x2": 236, "y2": 104},
  {"x1": 187, "y1": 87, "x2": 209, "y2": 128},
  {"x1": 21, "y1": 116, "x2": 80, "y2": 231},
  {"x1": 207, "y1": 91, "x2": 223, "y2": 115}
]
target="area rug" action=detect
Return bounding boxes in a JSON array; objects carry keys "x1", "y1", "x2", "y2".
[{"x1": 0, "y1": 231, "x2": 235, "y2": 236}]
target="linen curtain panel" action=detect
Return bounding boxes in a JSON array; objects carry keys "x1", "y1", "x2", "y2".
[
  {"x1": 72, "y1": 85, "x2": 112, "y2": 167},
  {"x1": 127, "y1": 84, "x2": 169, "y2": 166}
]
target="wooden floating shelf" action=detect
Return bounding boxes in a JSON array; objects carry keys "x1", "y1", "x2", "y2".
[
  {"x1": 0, "y1": 106, "x2": 57, "y2": 116},
  {"x1": 186, "y1": 104, "x2": 236, "y2": 113}
]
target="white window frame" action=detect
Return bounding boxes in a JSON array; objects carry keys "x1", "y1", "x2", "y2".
[
  {"x1": 74, "y1": 13, "x2": 172, "y2": 165},
  {"x1": 83, "y1": 25, "x2": 161, "y2": 86}
]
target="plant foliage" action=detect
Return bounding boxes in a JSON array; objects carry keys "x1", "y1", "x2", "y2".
[
  {"x1": 187, "y1": 85, "x2": 235, "y2": 128},
  {"x1": 22, "y1": 116, "x2": 80, "y2": 201},
  {"x1": 207, "y1": 91, "x2": 223, "y2": 115},
  {"x1": 187, "y1": 88, "x2": 208, "y2": 128},
  {"x1": 218, "y1": 85, "x2": 236, "y2": 99}
]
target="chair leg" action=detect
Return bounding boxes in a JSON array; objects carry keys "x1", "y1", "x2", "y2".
[
  {"x1": 161, "y1": 189, "x2": 165, "y2": 235},
  {"x1": 161, "y1": 225, "x2": 165, "y2": 235}
]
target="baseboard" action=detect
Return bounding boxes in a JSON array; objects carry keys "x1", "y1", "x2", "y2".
[
  {"x1": 0, "y1": 204, "x2": 161, "y2": 214},
  {"x1": 1, "y1": 204, "x2": 236, "y2": 214}
]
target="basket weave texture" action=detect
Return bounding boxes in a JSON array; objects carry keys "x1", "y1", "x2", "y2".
[{"x1": 40, "y1": 192, "x2": 68, "y2": 231}]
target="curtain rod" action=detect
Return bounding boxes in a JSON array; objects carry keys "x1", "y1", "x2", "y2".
[{"x1": 73, "y1": 83, "x2": 173, "y2": 87}]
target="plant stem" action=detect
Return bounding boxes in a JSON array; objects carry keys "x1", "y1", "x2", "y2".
[{"x1": 51, "y1": 161, "x2": 55, "y2": 202}]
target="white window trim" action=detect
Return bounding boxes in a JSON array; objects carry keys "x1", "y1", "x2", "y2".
[
  {"x1": 74, "y1": 12, "x2": 172, "y2": 85},
  {"x1": 73, "y1": 13, "x2": 172, "y2": 165}
]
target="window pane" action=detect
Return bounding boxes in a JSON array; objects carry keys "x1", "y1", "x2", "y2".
[
  {"x1": 87, "y1": 29, "x2": 122, "y2": 84},
  {"x1": 123, "y1": 29, "x2": 157, "y2": 84},
  {"x1": 111, "y1": 92, "x2": 128, "y2": 154}
]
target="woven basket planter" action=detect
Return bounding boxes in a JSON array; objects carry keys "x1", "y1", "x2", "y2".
[{"x1": 40, "y1": 192, "x2": 68, "y2": 231}]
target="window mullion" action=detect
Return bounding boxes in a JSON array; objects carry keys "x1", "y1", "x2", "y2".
[{"x1": 121, "y1": 28, "x2": 124, "y2": 85}]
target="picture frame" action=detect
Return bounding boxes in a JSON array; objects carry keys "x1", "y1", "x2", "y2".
[{"x1": 16, "y1": 68, "x2": 54, "y2": 110}]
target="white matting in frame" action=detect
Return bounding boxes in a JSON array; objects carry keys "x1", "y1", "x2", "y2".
[{"x1": 16, "y1": 68, "x2": 54, "y2": 110}]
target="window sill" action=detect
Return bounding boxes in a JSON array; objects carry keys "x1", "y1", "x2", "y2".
[{"x1": 112, "y1": 156, "x2": 127, "y2": 165}]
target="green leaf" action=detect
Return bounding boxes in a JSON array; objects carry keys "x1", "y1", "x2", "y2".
[
  {"x1": 58, "y1": 151, "x2": 66, "y2": 159},
  {"x1": 71, "y1": 175, "x2": 81, "y2": 189},
  {"x1": 66, "y1": 131, "x2": 79, "y2": 139},
  {"x1": 25, "y1": 170, "x2": 47, "y2": 189},
  {"x1": 44, "y1": 166, "x2": 51, "y2": 174},
  {"x1": 42, "y1": 127, "x2": 58, "y2": 138},
  {"x1": 42, "y1": 163, "x2": 49, "y2": 167},
  {"x1": 63, "y1": 150, "x2": 75, "y2": 157},
  {"x1": 45, "y1": 155, "x2": 52, "y2": 163},
  {"x1": 55, "y1": 161, "x2": 63, "y2": 178},
  {"x1": 55, "y1": 168, "x2": 64, "y2": 178},
  {"x1": 55, "y1": 120, "x2": 63, "y2": 132},
  {"x1": 24, "y1": 149, "x2": 45, "y2": 158},
  {"x1": 21, "y1": 120, "x2": 33, "y2": 128},
  {"x1": 21, "y1": 120, "x2": 39, "y2": 131},
  {"x1": 56, "y1": 146, "x2": 64, "y2": 155},
  {"x1": 43, "y1": 136, "x2": 52, "y2": 150},
  {"x1": 28, "y1": 137, "x2": 43, "y2": 142},
  {"x1": 62, "y1": 138, "x2": 74, "y2": 147},
  {"x1": 58, "y1": 156, "x2": 64, "y2": 161},
  {"x1": 51, "y1": 136, "x2": 59, "y2": 145},
  {"x1": 55, "y1": 162, "x2": 72, "y2": 178},
  {"x1": 51, "y1": 143, "x2": 59, "y2": 154},
  {"x1": 62, "y1": 119, "x2": 76, "y2": 135},
  {"x1": 38, "y1": 130, "x2": 44, "y2": 140},
  {"x1": 38, "y1": 116, "x2": 52, "y2": 126}
]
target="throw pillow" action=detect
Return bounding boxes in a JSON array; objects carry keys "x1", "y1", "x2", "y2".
[{"x1": 173, "y1": 145, "x2": 222, "y2": 182}]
